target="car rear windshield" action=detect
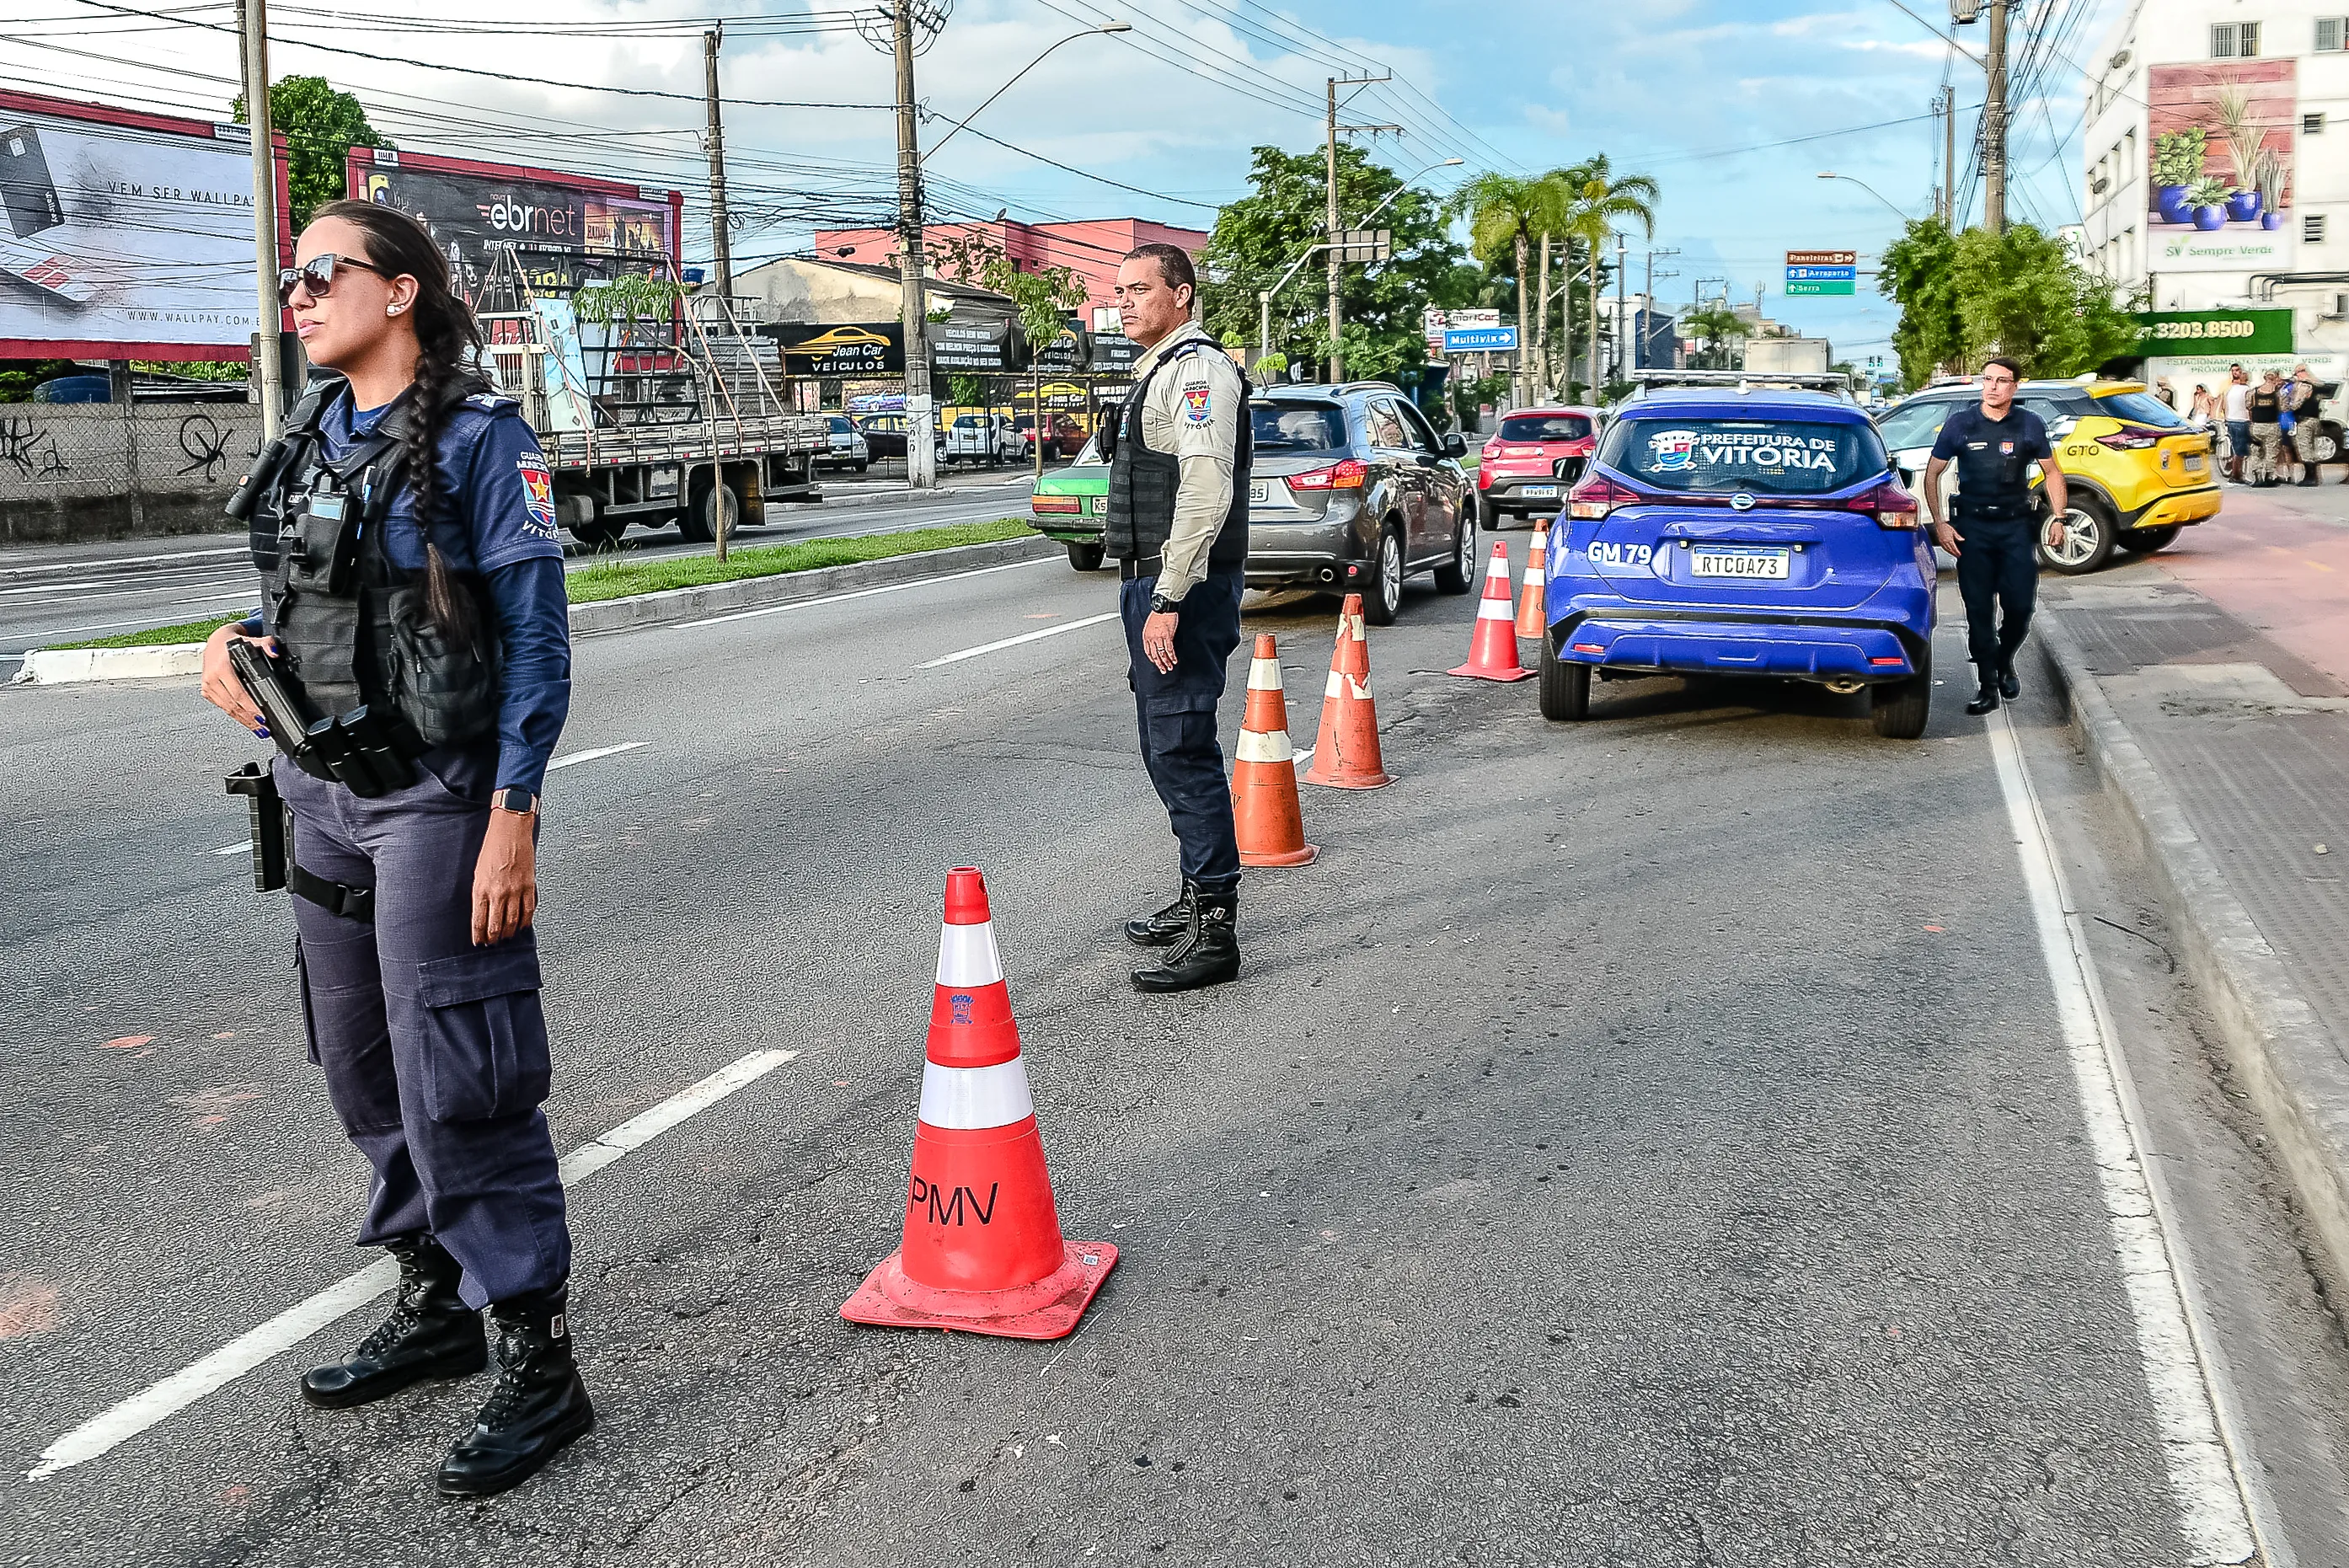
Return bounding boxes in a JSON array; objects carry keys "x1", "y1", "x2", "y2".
[
  {"x1": 2095, "y1": 390, "x2": 2186, "y2": 428},
  {"x1": 1498, "y1": 413, "x2": 1591, "y2": 442},
  {"x1": 1605, "y1": 417, "x2": 1885, "y2": 495},
  {"x1": 1252, "y1": 400, "x2": 1348, "y2": 454},
  {"x1": 828, "y1": 416, "x2": 852, "y2": 432}
]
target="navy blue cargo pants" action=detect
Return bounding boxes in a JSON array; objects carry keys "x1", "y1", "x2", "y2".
[
  {"x1": 276, "y1": 753, "x2": 571, "y2": 1309},
  {"x1": 1121, "y1": 565, "x2": 1244, "y2": 894},
  {"x1": 1954, "y1": 510, "x2": 2040, "y2": 681}
]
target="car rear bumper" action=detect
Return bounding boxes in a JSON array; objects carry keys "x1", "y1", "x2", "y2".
[
  {"x1": 2123, "y1": 484, "x2": 2221, "y2": 530},
  {"x1": 1480, "y1": 470, "x2": 1581, "y2": 507},
  {"x1": 1551, "y1": 606, "x2": 1927, "y2": 682},
  {"x1": 1244, "y1": 513, "x2": 1375, "y2": 591}
]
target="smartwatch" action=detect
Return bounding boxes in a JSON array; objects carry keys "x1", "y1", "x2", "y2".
[
  {"x1": 1148, "y1": 592, "x2": 1179, "y2": 615},
  {"x1": 491, "y1": 787, "x2": 538, "y2": 815}
]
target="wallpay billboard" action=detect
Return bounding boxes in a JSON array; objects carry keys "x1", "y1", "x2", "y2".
[
  {"x1": 349, "y1": 147, "x2": 681, "y2": 303},
  {"x1": 0, "y1": 89, "x2": 292, "y2": 361}
]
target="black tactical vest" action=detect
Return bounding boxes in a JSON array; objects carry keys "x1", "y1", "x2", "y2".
[
  {"x1": 1105, "y1": 339, "x2": 1250, "y2": 570},
  {"x1": 1947, "y1": 405, "x2": 2041, "y2": 522},
  {"x1": 244, "y1": 377, "x2": 502, "y2": 754}
]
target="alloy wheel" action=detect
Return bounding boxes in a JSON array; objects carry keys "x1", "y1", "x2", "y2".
[{"x1": 2044, "y1": 506, "x2": 2105, "y2": 570}]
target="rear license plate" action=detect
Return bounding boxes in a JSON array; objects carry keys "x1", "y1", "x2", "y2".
[
  {"x1": 1087, "y1": 496, "x2": 1105, "y2": 515},
  {"x1": 2184, "y1": 454, "x2": 2204, "y2": 472},
  {"x1": 1522, "y1": 484, "x2": 1558, "y2": 498},
  {"x1": 1690, "y1": 548, "x2": 1790, "y2": 580},
  {"x1": 1249, "y1": 482, "x2": 1268, "y2": 504}
]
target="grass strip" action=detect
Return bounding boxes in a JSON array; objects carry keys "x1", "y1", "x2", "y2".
[{"x1": 47, "y1": 517, "x2": 1035, "y2": 648}]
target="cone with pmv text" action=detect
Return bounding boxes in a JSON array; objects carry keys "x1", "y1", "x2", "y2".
[
  {"x1": 1448, "y1": 542, "x2": 1538, "y2": 682},
  {"x1": 1232, "y1": 634, "x2": 1316, "y2": 866},
  {"x1": 1516, "y1": 523, "x2": 1549, "y2": 640},
  {"x1": 1302, "y1": 593, "x2": 1393, "y2": 789},
  {"x1": 841, "y1": 868, "x2": 1115, "y2": 1340}
]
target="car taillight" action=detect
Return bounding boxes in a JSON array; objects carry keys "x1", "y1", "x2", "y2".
[
  {"x1": 1030, "y1": 495, "x2": 1082, "y2": 514},
  {"x1": 1289, "y1": 458, "x2": 1367, "y2": 491},
  {"x1": 2100, "y1": 424, "x2": 2164, "y2": 451},
  {"x1": 1853, "y1": 481, "x2": 1920, "y2": 529},
  {"x1": 1567, "y1": 474, "x2": 1640, "y2": 519},
  {"x1": 1476, "y1": 465, "x2": 1493, "y2": 490}
]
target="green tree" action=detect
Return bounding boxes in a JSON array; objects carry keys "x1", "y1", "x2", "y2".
[
  {"x1": 1455, "y1": 170, "x2": 1569, "y2": 393},
  {"x1": 1881, "y1": 217, "x2": 2142, "y2": 382},
  {"x1": 1197, "y1": 144, "x2": 1477, "y2": 383},
  {"x1": 231, "y1": 76, "x2": 388, "y2": 230},
  {"x1": 1558, "y1": 156, "x2": 1659, "y2": 392},
  {"x1": 1880, "y1": 217, "x2": 1963, "y2": 386},
  {"x1": 928, "y1": 235, "x2": 1091, "y2": 470},
  {"x1": 1683, "y1": 303, "x2": 1750, "y2": 370}
]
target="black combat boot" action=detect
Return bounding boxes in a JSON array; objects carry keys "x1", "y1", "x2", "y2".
[
  {"x1": 437, "y1": 1289, "x2": 594, "y2": 1496},
  {"x1": 1125, "y1": 881, "x2": 1196, "y2": 946},
  {"x1": 2302, "y1": 470, "x2": 2321, "y2": 487},
  {"x1": 1132, "y1": 888, "x2": 1240, "y2": 993},
  {"x1": 302, "y1": 1235, "x2": 485, "y2": 1410},
  {"x1": 1966, "y1": 682, "x2": 2001, "y2": 715},
  {"x1": 1998, "y1": 663, "x2": 2021, "y2": 700}
]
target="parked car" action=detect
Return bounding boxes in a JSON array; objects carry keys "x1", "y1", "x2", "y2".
[
  {"x1": 1541, "y1": 385, "x2": 1934, "y2": 739},
  {"x1": 1875, "y1": 377, "x2": 2219, "y2": 574},
  {"x1": 1014, "y1": 412, "x2": 1087, "y2": 462},
  {"x1": 817, "y1": 414, "x2": 870, "y2": 473},
  {"x1": 1025, "y1": 436, "x2": 1110, "y2": 569},
  {"x1": 853, "y1": 413, "x2": 946, "y2": 464},
  {"x1": 1476, "y1": 406, "x2": 1597, "y2": 527},
  {"x1": 945, "y1": 413, "x2": 1019, "y2": 467},
  {"x1": 1246, "y1": 382, "x2": 1477, "y2": 624}
]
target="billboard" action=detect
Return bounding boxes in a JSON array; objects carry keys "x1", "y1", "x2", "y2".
[
  {"x1": 348, "y1": 147, "x2": 680, "y2": 303},
  {"x1": 0, "y1": 89, "x2": 292, "y2": 361},
  {"x1": 2148, "y1": 61, "x2": 2296, "y2": 273},
  {"x1": 771, "y1": 321, "x2": 904, "y2": 376}
]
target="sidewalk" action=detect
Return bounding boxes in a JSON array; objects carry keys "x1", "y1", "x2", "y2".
[{"x1": 2038, "y1": 484, "x2": 2349, "y2": 1285}]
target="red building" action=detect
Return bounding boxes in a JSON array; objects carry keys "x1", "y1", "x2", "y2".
[{"x1": 811, "y1": 218, "x2": 1210, "y2": 318}]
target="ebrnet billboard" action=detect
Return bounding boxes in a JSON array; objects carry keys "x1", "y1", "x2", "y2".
[
  {"x1": 0, "y1": 89, "x2": 292, "y2": 361},
  {"x1": 347, "y1": 147, "x2": 680, "y2": 303}
]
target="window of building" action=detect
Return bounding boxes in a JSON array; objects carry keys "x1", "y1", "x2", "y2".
[
  {"x1": 2318, "y1": 17, "x2": 2346, "y2": 51},
  {"x1": 2308, "y1": 214, "x2": 2330, "y2": 244},
  {"x1": 2212, "y1": 21, "x2": 2261, "y2": 56}
]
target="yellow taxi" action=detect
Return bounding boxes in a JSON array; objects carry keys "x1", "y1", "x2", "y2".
[{"x1": 1876, "y1": 377, "x2": 2220, "y2": 574}]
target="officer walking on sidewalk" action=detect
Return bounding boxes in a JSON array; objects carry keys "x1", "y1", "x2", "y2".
[
  {"x1": 1923, "y1": 356, "x2": 2068, "y2": 717},
  {"x1": 1104, "y1": 242, "x2": 1253, "y2": 993},
  {"x1": 198, "y1": 201, "x2": 591, "y2": 1495}
]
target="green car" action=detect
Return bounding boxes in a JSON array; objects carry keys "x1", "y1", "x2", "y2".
[{"x1": 1026, "y1": 439, "x2": 1109, "y2": 570}]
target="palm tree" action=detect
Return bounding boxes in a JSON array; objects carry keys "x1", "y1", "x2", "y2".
[
  {"x1": 1457, "y1": 171, "x2": 1569, "y2": 403},
  {"x1": 1559, "y1": 156, "x2": 1659, "y2": 394},
  {"x1": 1683, "y1": 303, "x2": 1750, "y2": 370}
]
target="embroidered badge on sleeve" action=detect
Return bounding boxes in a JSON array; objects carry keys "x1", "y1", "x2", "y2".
[
  {"x1": 1180, "y1": 384, "x2": 1213, "y2": 425},
  {"x1": 517, "y1": 455, "x2": 559, "y2": 538}
]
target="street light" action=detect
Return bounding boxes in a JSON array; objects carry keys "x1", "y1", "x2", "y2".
[
  {"x1": 1258, "y1": 157, "x2": 1463, "y2": 369},
  {"x1": 925, "y1": 24, "x2": 1132, "y2": 159},
  {"x1": 1816, "y1": 171, "x2": 1913, "y2": 222}
]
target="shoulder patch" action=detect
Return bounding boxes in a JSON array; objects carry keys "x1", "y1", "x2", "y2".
[
  {"x1": 1180, "y1": 384, "x2": 1213, "y2": 425},
  {"x1": 516, "y1": 454, "x2": 559, "y2": 538},
  {"x1": 467, "y1": 391, "x2": 518, "y2": 413}
]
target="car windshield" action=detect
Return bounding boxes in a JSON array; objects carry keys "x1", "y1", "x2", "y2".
[
  {"x1": 1251, "y1": 400, "x2": 1348, "y2": 454},
  {"x1": 828, "y1": 416, "x2": 851, "y2": 432},
  {"x1": 1606, "y1": 417, "x2": 1885, "y2": 495},
  {"x1": 1875, "y1": 399, "x2": 1963, "y2": 452},
  {"x1": 2095, "y1": 390, "x2": 2187, "y2": 428},
  {"x1": 1498, "y1": 414, "x2": 1591, "y2": 442},
  {"x1": 952, "y1": 416, "x2": 978, "y2": 428}
]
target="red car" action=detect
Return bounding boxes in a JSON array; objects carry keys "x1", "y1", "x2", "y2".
[{"x1": 1477, "y1": 407, "x2": 1597, "y2": 527}]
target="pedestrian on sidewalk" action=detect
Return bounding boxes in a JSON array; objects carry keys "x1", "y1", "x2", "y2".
[
  {"x1": 2247, "y1": 371, "x2": 2287, "y2": 486},
  {"x1": 1923, "y1": 355, "x2": 2070, "y2": 717},
  {"x1": 2223, "y1": 365, "x2": 2252, "y2": 482},
  {"x1": 2187, "y1": 383, "x2": 2214, "y2": 431},
  {"x1": 2289, "y1": 364, "x2": 2325, "y2": 487},
  {"x1": 1103, "y1": 242, "x2": 1252, "y2": 993},
  {"x1": 197, "y1": 201, "x2": 591, "y2": 1496}
]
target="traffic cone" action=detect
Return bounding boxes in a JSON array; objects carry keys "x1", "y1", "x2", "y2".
[
  {"x1": 1232, "y1": 634, "x2": 1317, "y2": 866},
  {"x1": 1515, "y1": 524, "x2": 1549, "y2": 641},
  {"x1": 1447, "y1": 542, "x2": 1538, "y2": 682},
  {"x1": 841, "y1": 868, "x2": 1116, "y2": 1340},
  {"x1": 1302, "y1": 593, "x2": 1393, "y2": 789}
]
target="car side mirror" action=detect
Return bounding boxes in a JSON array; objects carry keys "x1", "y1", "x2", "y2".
[{"x1": 1442, "y1": 432, "x2": 1467, "y2": 458}]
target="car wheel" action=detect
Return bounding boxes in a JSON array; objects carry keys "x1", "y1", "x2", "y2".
[
  {"x1": 1538, "y1": 628, "x2": 1591, "y2": 721},
  {"x1": 2117, "y1": 525, "x2": 2180, "y2": 554},
  {"x1": 2039, "y1": 495, "x2": 2117, "y2": 575},
  {"x1": 2312, "y1": 425, "x2": 2342, "y2": 465},
  {"x1": 1432, "y1": 511, "x2": 1476, "y2": 593},
  {"x1": 1870, "y1": 647, "x2": 1931, "y2": 740},
  {"x1": 1362, "y1": 526, "x2": 1405, "y2": 625},
  {"x1": 853, "y1": 460, "x2": 869, "y2": 474},
  {"x1": 1067, "y1": 540, "x2": 1105, "y2": 571}
]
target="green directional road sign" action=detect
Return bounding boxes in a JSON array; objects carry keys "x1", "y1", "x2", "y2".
[{"x1": 1782, "y1": 280, "x2": 1855, "y2": 297}]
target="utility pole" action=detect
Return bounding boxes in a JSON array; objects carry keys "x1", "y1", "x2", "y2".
[
  {"x1": 1984, "y1": 0, "x2": 2010, "y2": 233},
  {"x1": 1643, "y1": 247, "x2": 1679, "y2": 372},
  {"x1": 1324, "y1": 73, "x2": 1394, "y2": 383},
  {"x1": 1613, "y1": 233, "x2": 1628, "y2": 386},
  {"x1": 892, "y1": 0, "x2": 936, "y2": 488},
  {"x1": 703, "y1": 27, "x2": 733, "y2": 302},
  {"x1": 238, "y1": 0, "x2": 284, "y2": 439}
]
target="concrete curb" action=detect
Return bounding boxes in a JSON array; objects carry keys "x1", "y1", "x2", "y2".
[
  {"x1": 775, "y1": 475, "x2": 1036, "y2": 514},
  {"x1": 2036, "y1": 610, "x2": 2349, "y2": 1293},
  {"x1": 11, "y1": 644, "x2": 206, "y2": 685}
]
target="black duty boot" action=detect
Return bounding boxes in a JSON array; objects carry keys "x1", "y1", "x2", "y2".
[
  {"x1": 1125, "y1": 882, "x2": 1196, "y2": 947},
  {"x1": 1132, "y1": 889, "x2": 1240, "y2": 993},
  {"x1": 1998, "y1": 665, "x2": 2021, "y2": 701},
  {"x1": 302, "y1": 1236, "x2": 485, "y2": 1410},
  {"x1": 2302, "y1": 472, "x2": 2321, "y2": 487},
  {"x1": 1966, "y1": 683, "x2": 2001, "y2": 716},
  {"x1": 437, "y1": 1290, "x2": 594, "y2": 1497}
]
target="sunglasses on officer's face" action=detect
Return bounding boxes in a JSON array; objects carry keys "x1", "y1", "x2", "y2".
[{"x1": 277, "y1": 253, "x2": 388, "y2": 308}]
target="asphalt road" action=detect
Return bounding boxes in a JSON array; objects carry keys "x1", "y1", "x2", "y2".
[
  {"x1": 0, "y1": 469, "x2": 1041, "y2": 663},
  {"x1": 3, "y1": 538, "x2": 2346, "y2": 1565}
]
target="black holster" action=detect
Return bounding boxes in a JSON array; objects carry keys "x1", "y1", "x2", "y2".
[
  {"x1": 223, "y1": 763, "x2": 290, "y2": 892},
  {"x1": 228, "y1": 640, "x2": 416, "y2": 799}
]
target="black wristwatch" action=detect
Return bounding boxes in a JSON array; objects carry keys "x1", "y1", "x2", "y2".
[
  {"x1": 491, "y1": 787, "x2": 538, "y2": 816},
  {"x1": 1148, "y1": 592, "x2": 1180, "y2": 615}
]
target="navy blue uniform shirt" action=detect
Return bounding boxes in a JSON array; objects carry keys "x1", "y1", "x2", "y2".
[{"x1": 1929, "y1": 404, "x2": 2052, "y2": 516}]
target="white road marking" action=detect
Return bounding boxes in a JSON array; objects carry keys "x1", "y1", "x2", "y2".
[
  {"x1": 210, "y1": 843, "x2": 249, "y2": 856},
  {"x1": 545, "y1": 740, "x2": 650, "y2": 773},
  {"x1": 918, "y1": 612, "x2": 1118, "y2": 668},
  {"x1": 670, "y1": 556, "x2": 1054, "y2": 632},
  {"x1": 26, "y1": 1046, "x2": 800, "y2": 1482},
  {"x1": 1989, "y1": 706, "x2": 2268, "y2": 1564},
  {"x1": 0, "y1": 544, "x2": 247, "y2": 579},
  {"x1": 1292, "y1": 747, "x2": 1315, "y2": 773}
]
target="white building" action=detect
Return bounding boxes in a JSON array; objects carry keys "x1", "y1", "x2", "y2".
[{"x1": 2082, "y1": 2, "x2": 2349, "y2": 372}]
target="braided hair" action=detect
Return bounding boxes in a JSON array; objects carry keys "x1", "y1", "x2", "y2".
[{"x1": 310, "y1": 198, "x2": 484, "y2": 642}]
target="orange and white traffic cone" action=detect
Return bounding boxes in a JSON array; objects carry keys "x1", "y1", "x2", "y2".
[
  {"x1": 1515, "y1": 524, "x2": 1549, "y2": 641},
  {"x1": 841, "y1": 868, "x2": 1116, "y2": 1341},
  {"x1": 1302, "y1": 593, "x2": 1393, "y2": 789},
  {"x1": 1232, "y1": 634, "x2": 1316, "y2": 866},
  {"x1": 1448, "y1": 542, "x2": 1538, "y2": 682}
]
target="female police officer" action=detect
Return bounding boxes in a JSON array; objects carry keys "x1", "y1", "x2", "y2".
[{"x1": 199, "y1": 200, "x2": 587, "y2": 1496}]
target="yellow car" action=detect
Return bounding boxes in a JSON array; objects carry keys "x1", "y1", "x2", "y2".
[
  {"x1": 780, "y1": 325, "x2": 892, "y2": 356},
  {"x1": 1877, "y1": 377, "x2": 2220, "y2": 574}
]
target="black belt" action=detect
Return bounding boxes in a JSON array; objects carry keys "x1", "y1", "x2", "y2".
[
  {"x1": 289, "y1": 861, "x2": 375, "y2": 923},
  {"x1": 1120, "y1": 554, "x2": 1164, "y2": 581}
]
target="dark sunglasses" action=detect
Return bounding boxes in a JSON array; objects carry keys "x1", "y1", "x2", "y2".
[{"x1": 277, "y1": 253, "x2": 388, "y2": 307}]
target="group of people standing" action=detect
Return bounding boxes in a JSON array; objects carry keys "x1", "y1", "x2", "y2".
[{"x1": 2170, "y1": 364, "x2": 2335, "y2": 488}]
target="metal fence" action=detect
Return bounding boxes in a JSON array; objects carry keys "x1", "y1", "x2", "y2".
[{"x1": 0, "y1": 403, "x2": 264, "y2": 543}]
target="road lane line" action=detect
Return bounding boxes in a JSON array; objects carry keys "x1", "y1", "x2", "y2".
[
  {"x1": 667, "y1": 556, "x2": 1054, "y2": 632},
  {"x1": 546, "y1": 741, "x2": 650, "y2": 773},
  {"x1": 26, "y1": 1046, "x2": 800, "y2": 1482},
  {"x1": 918, "y1": 612, "x2": 1118, "y2": 668},
  {"x1": 1291, "y1": 747, "x2": 1314, "y2": 773},
  {"x1": 210, "y1": 843, "x2": 249, "y2": 856},
  {"x1": 1989, "y1": 706, "x2": 2270, "y2": 1563},
  {"x1": 0, "y1": 544, "x2": 247, "y2": 579}
]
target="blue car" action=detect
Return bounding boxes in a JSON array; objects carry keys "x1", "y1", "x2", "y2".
[{"x1": 1538, "y1": 387, "x2": 1934, "y2": 739}]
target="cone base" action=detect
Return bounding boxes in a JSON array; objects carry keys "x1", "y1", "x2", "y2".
[
  {"x1": 840, "y1": 1239, "x2": 1117, "y2": 1341},
  {"x1": 1300, "y1": 765, "x2": 1392, "y2": 789},
  {"x1": 1240, "y1": 843, "x2": 1318, "y2": 867},
  {"x1": 1447, "y1": 662, "x2": 1538, "y2": 682}
]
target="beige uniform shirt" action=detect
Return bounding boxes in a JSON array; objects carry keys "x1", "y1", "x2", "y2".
[{"x1": 1129, "y1": 321, "x2": 1244, "y2": 603}]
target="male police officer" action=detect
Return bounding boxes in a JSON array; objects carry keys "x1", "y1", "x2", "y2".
[
  {"x1": 1924, "y1": 356, "x2": 2068, "y2": 716},
  {"x1": 1105, "y1": 242, "x2": 1251, "y2": 993}
]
